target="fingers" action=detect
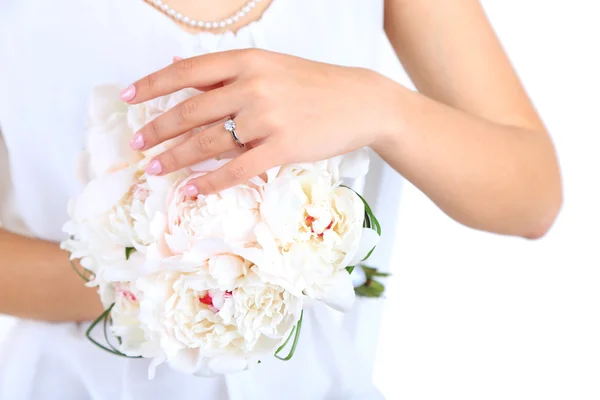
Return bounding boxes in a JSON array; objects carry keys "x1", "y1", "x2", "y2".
[
  {"x1": 120, "y1": 50, "x2": 250, "y2": 104},
  {"x1": 145, "y1": 115, "x2": 259, "y2": 176},
  {"x1": 181, "y1": 144, "x2": 278, "y2": 197},
  {"x1": 130, "y1": 85, "x2": 242, "y2": 151}
]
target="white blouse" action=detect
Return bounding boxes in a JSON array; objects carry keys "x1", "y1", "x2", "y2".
[{"x1": 0, "y1": 0, "x2": 406, "y2": 398}]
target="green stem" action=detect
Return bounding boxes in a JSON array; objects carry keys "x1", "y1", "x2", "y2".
[
  {"x1": 85, "y1": 304, "x2": 142, "y2": 359},
  {"x1": 275, "y1": 311, "x2": 304, "y2": 361},
  {"x1": 69, "y1": 257, "x2": 92, "y2": 282}
]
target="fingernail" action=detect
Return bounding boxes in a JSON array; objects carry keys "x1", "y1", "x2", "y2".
[
  {"x1": 129, "y1": 133, "x2": 145, "y2": 150},
  {"x1": 120, "y1": 84, "x2": 136, "y2": 102},
  {"x1": 173, "y1": 56, "x2": 183, "y2": 62},
  {"x1": 183, "y1": 184, "x2": 199, "y2": 197},
  {"x1": 145, "y1": 160, "x2": 162, "y2": 175}
]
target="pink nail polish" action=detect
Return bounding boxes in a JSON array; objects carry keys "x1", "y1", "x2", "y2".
[
  {"x1": 173, "y1": 56, "x2": 183, "y2": 62},
  {"x1": 130, "y1": 133, "x2": 145, "y2": 150},
  {"x1": 183, "y1": 184, "x2": 199, "y2": 197},
  {"x1": 145, "y1": 160, "x2": 162, "y2": 175},
  {"x1": 120, "y1": 84, "x2": 136, "y2": 102}
]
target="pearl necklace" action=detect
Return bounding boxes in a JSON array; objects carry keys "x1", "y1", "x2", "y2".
[{"x1": 148, "y1": 0, "x2": 262, "y2": 30}]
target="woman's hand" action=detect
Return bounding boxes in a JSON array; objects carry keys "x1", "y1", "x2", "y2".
[{"x1": 123, "y1": 49, "x2": 393, "y2": 196}]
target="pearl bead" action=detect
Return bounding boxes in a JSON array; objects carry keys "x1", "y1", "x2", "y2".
[{"x1": 152, "y1": 0, "x2": 259, "y2": 29}]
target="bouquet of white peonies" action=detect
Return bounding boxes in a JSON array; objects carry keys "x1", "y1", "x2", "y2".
[{"x1": 61, "y1": 85, "x2": 385, "y2": 378}]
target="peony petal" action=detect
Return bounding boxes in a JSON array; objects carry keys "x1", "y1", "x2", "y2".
[
  {"x1": 313, "y1": 271, "x2": 356, "y2": 312},
  {"x1": 189, "y1": 158, "x2": 231, "y2": 173},
  {"x1": 73, "y1": 166, "x2": 137, "y2": 220},
  {"x1": 350, "y1": 264, "x2": 368, "y2": 288},
  {"x1": 266, "y1": 166, "x2": 281, "y2": 182},
  {"x1": 88, "y1": 85, "x2": 127, "y2": 124},
  {"x1": 335, "y1": 148, "x2": 370, "y2": 180},
  {"x1": 206, "y1": 355, "x2": 249, "y2": 375},
  {"x1": 348, "y1": 227, "x2": 381, "y2": 266}
]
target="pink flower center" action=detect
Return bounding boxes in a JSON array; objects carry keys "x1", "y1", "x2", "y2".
[
  {"x1": 305, "y1": 215, "x2": 333, "y2": 237},
  {"x1": 199, "y1": 293, "x2": 213, "y2": 306},
  {"x1": 118, "y1": 289, "x2": 137, "y2": 302},
  {"x1": 199, "y1": 291, "x2": 234, "y2": 313}
]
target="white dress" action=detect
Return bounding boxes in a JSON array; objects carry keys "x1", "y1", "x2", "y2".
[{"x1": 0, "y1": 0, "x2": 405, "y2": 398}]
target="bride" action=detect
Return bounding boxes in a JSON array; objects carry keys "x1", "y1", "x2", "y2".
[{"x1": 0, "y1": 0, "x2": 561, "y2": 399}]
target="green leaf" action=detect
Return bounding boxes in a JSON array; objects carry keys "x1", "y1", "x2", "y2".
[
  {"x1": 362, "y1": 266, "x2": 391, "y2": 278},
  {"x1": 354, "y1": 266, "x2": 390, "y2": 298},
  {"x1": 346, "y1": 266, "x2": 355, "y2": 274},
  {"x1": 275, "y1": 311, "x2": 303, "y2": 361},
  {"x1": 340, "y1": 186, "x2": 381, "y2": 262},
  {"x1": 366, "y1": 279, "x2": 385, "y2": 293},
  {"x1": 125, "y1": 247, "x2": 136, "y2": 260},
  {"x1": 355, "y1": 285, "x2": 383, "y2": 298}
]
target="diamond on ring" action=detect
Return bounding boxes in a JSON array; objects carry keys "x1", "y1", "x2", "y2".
[
  {"x1": 224, "y1": 119, "x2": 236, "y2": 132},
  {"x1": 224, "y1": 119, "x2": 244, "y2": 148}
]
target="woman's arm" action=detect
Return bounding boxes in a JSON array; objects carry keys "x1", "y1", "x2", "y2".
[
  {"x1": 381, "y1": 0, "x2": 562, "y2": 238},
  {"x1": 120, "y1": 0, "x2": 561, "y2": 240},
  {"x1": 0, "y1": 228, "x2": 102, "y2": 321}
]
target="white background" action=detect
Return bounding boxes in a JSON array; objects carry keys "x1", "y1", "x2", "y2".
[
  {"x1": 1, "y1": 1, "x2": 599, "y2": 399},
  {"x1": 373, "y1": 1, "x2": 600, "y2": 399}
]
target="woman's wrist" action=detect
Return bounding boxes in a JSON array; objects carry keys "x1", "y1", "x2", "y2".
[{"x1": 365, "y1": 69, "x2": 411, "y2": 154}]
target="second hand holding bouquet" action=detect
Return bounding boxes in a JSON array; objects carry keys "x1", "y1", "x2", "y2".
[{"x1": 62, "y1": 86, "x2": 383, "y2": 378}]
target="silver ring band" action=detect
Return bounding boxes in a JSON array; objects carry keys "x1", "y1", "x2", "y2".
[{"x1": 224, "y1": 118, "x2": 245, "y2": 148}]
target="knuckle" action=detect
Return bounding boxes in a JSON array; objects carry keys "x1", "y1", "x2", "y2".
[
  {"x1": 239, "y1": 48, "x2": 264, "y2": 67},
  {"x1": 144, "y1": 122, "x2": 159, "y2": 144},
  {"x1": 145, "y1": 74, "x2": 159, "y2": 93},
  {"x1": 177, "y1": 100, "x2": 198, "y2": 123},
  {"x1": 175, "y1": 58, "x2": 195, "y2": 79},
  {"x1": 202, "y1": 177, "x2": 219, "y2": 194},
  {"x1": 160, "y1": 150, "x2": 178, "y2": 171},
  {"x1": 247, "y1": 77, "x2": 270, "y2": 101},
  {"x1": 261, "y1": 111, "x2": 284, "y2": 134},
  {"x1": 192, "y1": 133, "x2": 215, "y2": 154},
  {"x1": 229, "y1": 164, "x2": 247, "y2": 180}
]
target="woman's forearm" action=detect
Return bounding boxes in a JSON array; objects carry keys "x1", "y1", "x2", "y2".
[
  {"x1": 373, "y1": 82, "x2": 562, "y2": 239},
  {"x1": 0, "y1": 228, "x2": 102, "y2": 321}
]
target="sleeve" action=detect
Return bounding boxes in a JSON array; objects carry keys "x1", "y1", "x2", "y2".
[{"x1": 0, "y1": 129, "x2": 28, "y2": 235}]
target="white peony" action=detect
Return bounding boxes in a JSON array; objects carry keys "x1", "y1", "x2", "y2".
[
  {"x1": 239, "y1": 157, "x2": 379, "y2": 311},
  {"x1": 137, "y1": 243, "x2": 302, "y2": 377},
  {"x1": 77, "y1": 85, "x2": 143, "y2": 184},
  {"x1": 62, "y1": 166, "x2": 140, "y2": 272},
  {"x1": 62, "y1": 167, "x2": 183, "y2": 276},
  {"x1": 97, "y1": 281, "x2": 148, "y2": 356},
  {"x1": 278, "y1": 148, "x2": 371, "y2": 184},
  {"x1": 147, "y1": 159, "x2": 264, "y2": 259}
]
